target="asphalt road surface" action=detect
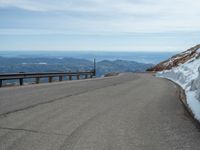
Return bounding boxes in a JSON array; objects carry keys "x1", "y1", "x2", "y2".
[{"x1": 0, "y1": 73, "x2": 200, "y2": 150}]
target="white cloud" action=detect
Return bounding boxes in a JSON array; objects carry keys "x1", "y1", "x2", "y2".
[
  {"x1": 1, "y1": 0, "x2": 200, "y2": 33},
  {"x1": 1, "y1": 0, "x2": 200, "y2": 51}
]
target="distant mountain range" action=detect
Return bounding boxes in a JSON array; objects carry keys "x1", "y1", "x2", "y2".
[
  {"x1": 0, "y1": 57, "x2": 153, "y2": 77},
  {"x1": 97, "y1": 59, "x2": 152, "y2": 76}
]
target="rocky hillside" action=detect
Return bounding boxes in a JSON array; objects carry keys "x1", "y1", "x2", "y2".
[{"x1": 147, "y1": 44, "x2": 200, "y2": 72}]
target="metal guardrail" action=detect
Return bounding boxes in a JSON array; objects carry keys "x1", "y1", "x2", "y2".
[{"x1": 0, "y1": 70, "x2": 96, "y2": 87}]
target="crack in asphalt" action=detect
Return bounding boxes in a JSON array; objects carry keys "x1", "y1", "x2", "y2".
[
  {"x1": 0, "y1": 126, "x2": 68, "y2": 137},
  {"x1": 0, "y1": 78, "x2": 136, "y2": 118}
]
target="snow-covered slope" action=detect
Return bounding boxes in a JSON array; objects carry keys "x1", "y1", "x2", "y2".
[
  {"x1": 157, "y1": 54, "x2": 200, "y2": 121},
  {"x1": 147, "y1": 44, "x2": 200, "y2": 71}
]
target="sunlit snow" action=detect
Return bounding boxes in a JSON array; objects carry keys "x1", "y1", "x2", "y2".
[{"x1": 156, "y1": 56, "x2": 200, "y2": 121}]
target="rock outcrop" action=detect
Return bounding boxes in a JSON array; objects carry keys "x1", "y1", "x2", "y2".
[{"x1": 147, "y1": 44, "x2": 200, "y2": 72}]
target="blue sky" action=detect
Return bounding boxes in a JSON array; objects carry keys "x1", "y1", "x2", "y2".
[{"x1": 0, "y1": 0, "x2": 200, "y2": 52}]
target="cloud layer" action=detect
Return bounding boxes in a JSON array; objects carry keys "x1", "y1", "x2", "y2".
[
  {"x1": 0, "y1": 0, "x2": 200, "y2": 51},
  {"x1": 1, "y1": 0, "x2": 200, "y2": 33}
]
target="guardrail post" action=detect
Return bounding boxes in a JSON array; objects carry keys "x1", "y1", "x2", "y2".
[
  {"x1": 49, "y1": 77, "x2": 53, "y2": 83},
  {"x1": 69, "y1": 75, "x2": 72, "y2": 80},
  {"x1": 59, "y1": 76, "x2": 63, "y2": 82},
  {"x1": 19, "y1": 78, "x2": 23, "y2": 86},
  {"x1": 0, "y1": 71, "x2": 94, "y2": 87},
  {"x1": 77, "y1": 74, "x2": 80, "y2": 80},
  {"x1": 0, "y1": 80, "x2": 2, "y2": 87},
  {"x1": 36, "y1": 77, "x2": 40, "y2": 84},
  {"x1": 93, "y1": 58, "x2": 96, "y2": 76}
]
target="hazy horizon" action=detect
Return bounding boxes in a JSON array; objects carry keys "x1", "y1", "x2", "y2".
[
  {"x1": 0, "y1": 51, "x2": 176, "y2": 64},
  {"x1": 0, "y1": 50, "x2": 181, "y2": 52}
]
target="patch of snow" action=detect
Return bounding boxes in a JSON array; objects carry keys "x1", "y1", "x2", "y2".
[
  {"x1": 38, "y1": 62, "x2": 47, "y2": 65},
  {"x1": 187, "y1": 91, "x2": 200, "y2": 121},
  {"x1": 21, "y1": 62, "x2": 47, "y2": 65},
  {"x1": 156, "y1": 56, "x2": 200, "y2": 121},
  {"x1": 183, "y1": 51, "x2": 192, "y2": 54}
]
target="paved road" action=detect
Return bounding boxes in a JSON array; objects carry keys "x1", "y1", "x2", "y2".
[{"x1": 0, "y1": 73, "x2": 200, "y2": 150}]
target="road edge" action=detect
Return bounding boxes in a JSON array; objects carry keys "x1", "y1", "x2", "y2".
[{"x1": 164, "y1": 78, "x2": 200, "y2": 128}]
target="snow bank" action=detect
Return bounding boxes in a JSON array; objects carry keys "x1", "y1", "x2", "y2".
[{"x1": 156, "y1": 56, "x2": 200, "y2": 121}]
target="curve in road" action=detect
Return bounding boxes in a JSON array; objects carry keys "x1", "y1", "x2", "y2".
[{"x1": 0, "y1": 73, "x2": 200, "y2": 150}]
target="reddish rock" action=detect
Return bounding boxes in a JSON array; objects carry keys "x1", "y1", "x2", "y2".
[{"x1": 147, "y1": 44, "x2": 200, "y2": 72}]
